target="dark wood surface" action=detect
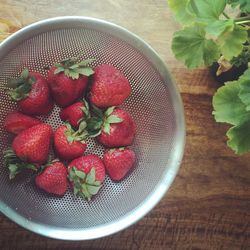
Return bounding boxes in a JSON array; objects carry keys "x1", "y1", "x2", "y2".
[{"x1": 0, "y1": 1, "x2": 250, "y2": 249}]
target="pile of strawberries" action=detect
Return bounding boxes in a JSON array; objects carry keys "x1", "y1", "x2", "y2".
[{"x1": 3, "y1": 58, "x2": 136, "y2": 200}]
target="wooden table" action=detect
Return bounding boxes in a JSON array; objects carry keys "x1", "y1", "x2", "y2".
[{"x1": 1, "y1": 1, "x2": 250, "y2": 249}]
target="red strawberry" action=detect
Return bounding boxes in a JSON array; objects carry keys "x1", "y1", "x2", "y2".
[
  {"x1": 35, "y1": 161, "x2": 68, "y2": 196},
  {"x1": 4, "y1": 111, "x2": 41, "y2": 134},
  {"x1": 90, "y1": 64, "x2": 132, "y2": 108},
  {"x1": 59, "y1": 99, "x2": 90, "y2": 129},
  {"x1": 7, "y1": 69, "x2": 53, "y2": 115},
  {"x1": 4, "y1": 123, "x2": 53, "y2": 179},
  {"x1": 97, "y1": 107, "x2": 136, "y2": 147},
  {"x1": 68, "y1": 155, "x2": 105, "y2": 200},
  {"x1": 48, "y1": 58, "x2": 94, "y2": 107},
  {"x1": 54, "y1": 124, "x2": 87, "y2": 161},
  {"x1": 103, "y1": 148, "x2": 136, "y2": 181},
  {"x1": 12, "y1": 123, "x2": 53, "y2": 164}
]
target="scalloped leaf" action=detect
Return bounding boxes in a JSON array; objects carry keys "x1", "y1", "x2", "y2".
[
  {"x1": 172, "y1": 25, "x2": 220, "y2": 68},
  {"x1": 217, "y1": 24, "x2": 248, "y2": 60}
]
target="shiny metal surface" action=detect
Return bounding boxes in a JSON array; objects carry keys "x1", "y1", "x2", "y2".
[{"x1": 0, "y1": 16, "x2": 185, "y2": 240}]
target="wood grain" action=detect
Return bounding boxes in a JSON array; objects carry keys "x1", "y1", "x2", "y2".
[{"x1": 0, "y1": 0, "x2": 250, "y2": 249}]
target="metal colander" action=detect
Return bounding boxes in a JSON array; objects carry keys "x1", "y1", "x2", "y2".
[{"x1": 0, "y1": 17, "x2": 185, "y2": 240}]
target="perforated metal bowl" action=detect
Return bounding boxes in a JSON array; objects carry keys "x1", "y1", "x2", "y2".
[{"x1": 0, "y1": 17, "x2": 185, "y2": 240}]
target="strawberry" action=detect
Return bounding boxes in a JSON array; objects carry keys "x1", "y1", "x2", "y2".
[
  {"x1": 12, "y1": 123, "x2": 53, "y2": 164},
  {"x1": 87, "y1": 106, "x2": 136, "y2": 147},
  {"x1": 89, "y1": 64, "x2": 132, "y2": 108},
  {"x1": 48, "y1": 58, "x2": 94, "y2": 107},
  {"x1": 6, "y1": 69, "x2": 53, "y2": 115},
  {"x1": 103, "y1": 148, "x2": 136, "y2": 181},
  {"x1": 4, "y1": 123, "x2": 53, "y2": 179},
  {"x1": 59, "y1": 99, "x2": 90, "y2": 129},
  {"x1": 35, "y1": 161, "x2": 68, "y2": 196},
  {"x1": 68, "y1": 155, "x2": 105, "y2": 200},
  {"x1": 54, "y1": 124, "x2": 87, "y2": 161},
  {"x1": 4, "y1": 111, "x2": 41, "y2": 134}
]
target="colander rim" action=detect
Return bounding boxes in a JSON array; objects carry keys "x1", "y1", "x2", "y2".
[{"x1": 0, "y1": 16, "x2": 185, "y2": 240}]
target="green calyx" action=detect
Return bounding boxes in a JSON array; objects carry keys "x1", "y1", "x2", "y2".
[
  {"x1": 79, "y1": 98, "x2": 91, "y2": 122},
  {"x1": 84, "y1": 105, "x2": 123, "y2": 137},
  {"x1": 65, "y1": 123, "x2": 88, "y2": 144},
  {"x1": 3, "y1": 148, "x2": 37, "y2": 179},
  {"x1": 54, "y1": 57, "x2": 95, "y2": 80},
  {"x1": 102, "y1": 106, "x2": 123, "y2": 135},
  {"x1": 68, "y1": 166, "x2": 102, "y2": 201},
  {"x1": 6, "y1": 68, "x2": 35, "y2": 101}
]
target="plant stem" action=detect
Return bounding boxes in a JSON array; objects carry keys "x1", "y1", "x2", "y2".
[
  {"x1": 236, "y1": 20, "x2": 250, "y2": 25},
  {"x1": 222, "y1": 11, "x2": 230, "y2": 19},
  {"x1": 234, "y1": 15, "x2": 250, "y2": 23}
]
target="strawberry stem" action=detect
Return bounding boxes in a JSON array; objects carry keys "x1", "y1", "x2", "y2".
[{"x1": 3, "y1": 148, "x2": 37, "y2": 179}]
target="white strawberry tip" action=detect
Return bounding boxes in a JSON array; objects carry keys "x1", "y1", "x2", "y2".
[{"x1": 68, "y1": 166, "x2": 102, "y2": 201}]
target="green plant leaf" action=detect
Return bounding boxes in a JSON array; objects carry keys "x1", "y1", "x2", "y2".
[
  {"x1": 168, "y1": 0, "x2": 195, "y2": 25},
  {"x1": 188, "y1": 0, "x2": 227, "y2": 23},
  {"x1": 212, "y1": 80, "x2": 250, "y2": 125},
  {"x1": 238, "y1": 69, "x2": 250, "y2": 111},
  {"x1": 227, "y1": 120, "x2": 250, "y2": 154},
  {"x1": 217, "y1": 24, "x2": 248, "y2": 60},
  {"x1": 227, "y1": 0, "x2": 250, "y2": 12},
  {"x1": 231, "y1": 47, "x2": 250, "y2": 67},
  {"x1": 172, "y1": 25, "x2": 220, "y2": 68},
  {"x1": 212, "y1": 71, "x2": 250, "y2": 155},
  {"x1": 205, "y1": 19, "x2": 234, "y2": 38}
]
